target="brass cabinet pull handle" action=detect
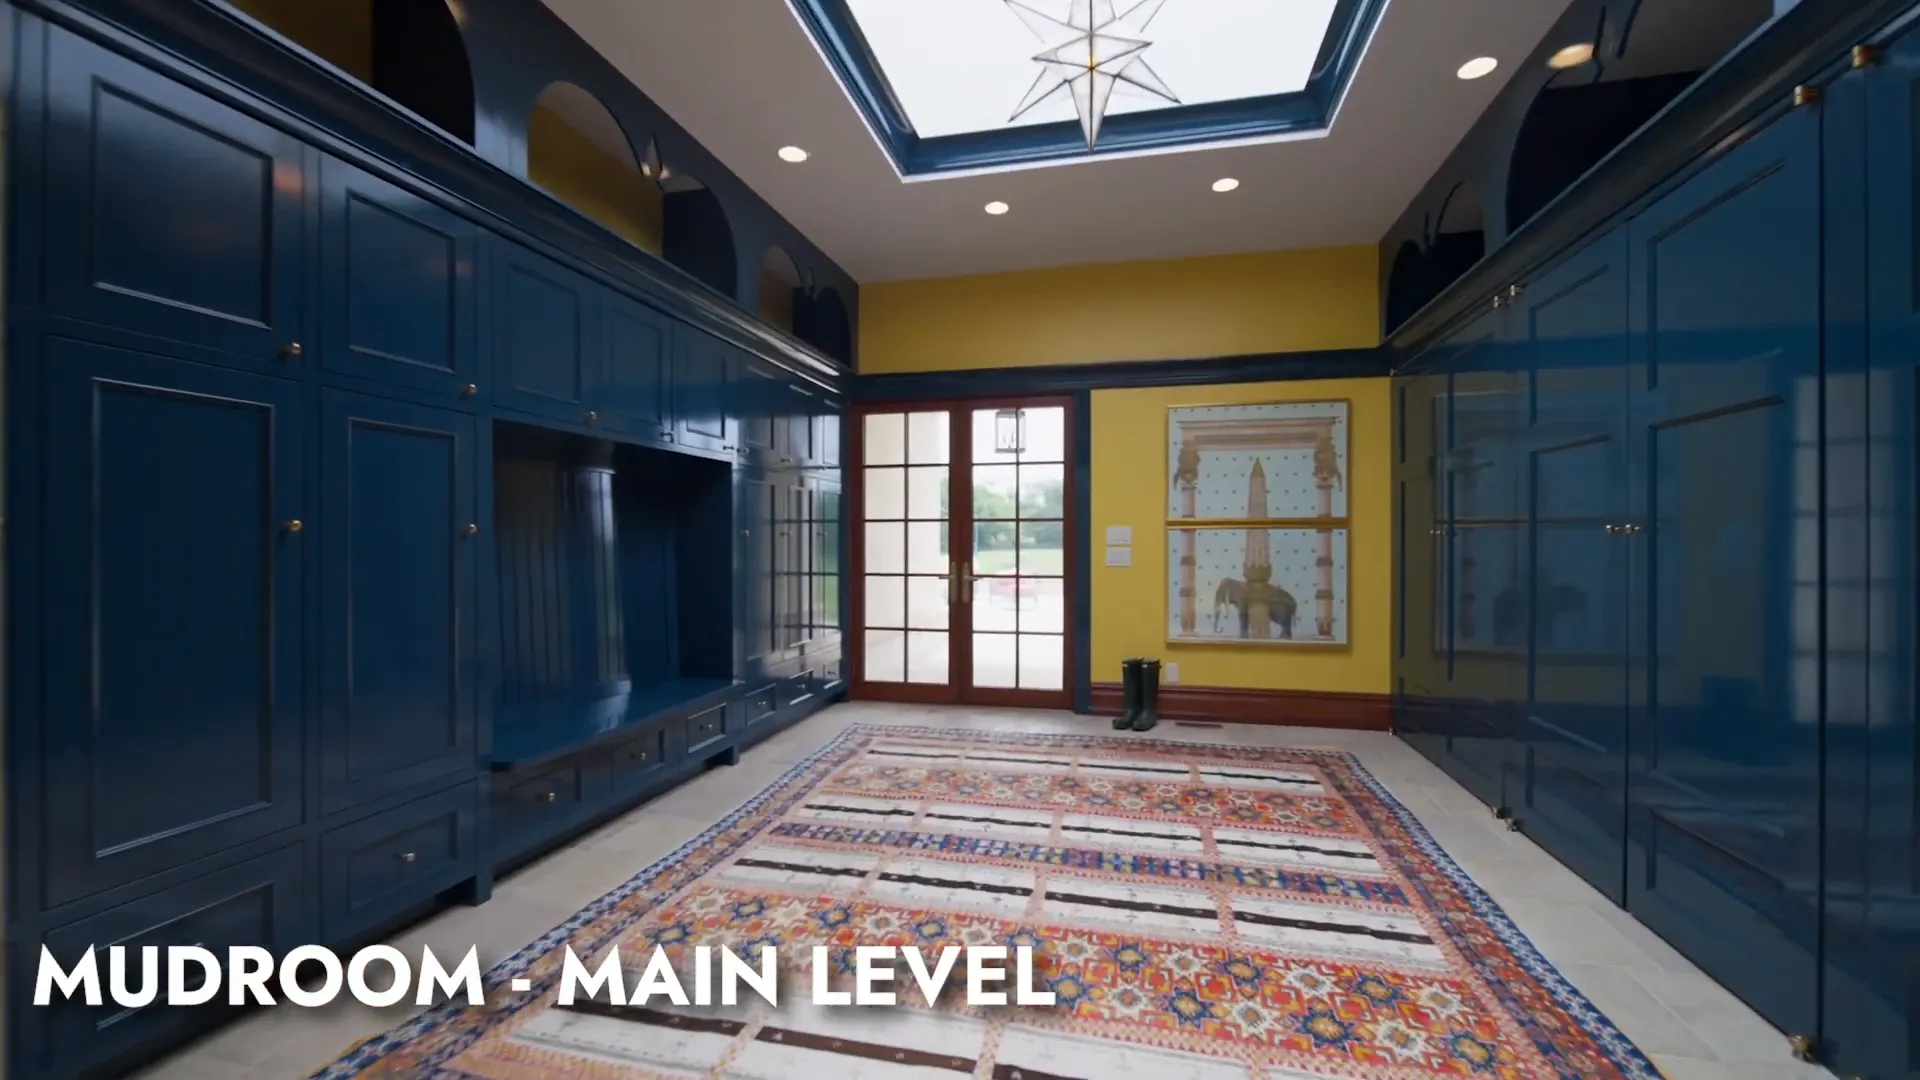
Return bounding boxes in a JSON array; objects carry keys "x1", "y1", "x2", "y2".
[
  {"x1": 460, "y1": 384, "x2": 478, "y2": 398},
  {"x1": 284, "y1": 519, "x2": 303, "y2": 534},
  {"x1": 399, "y1": 852, "x2": 417, "y2": 864},
  {"x1": 279, "y1": 342, "x2": 302, "y2": 359}
]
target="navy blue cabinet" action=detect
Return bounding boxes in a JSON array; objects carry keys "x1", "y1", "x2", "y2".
[
  {"x1": 1514, "y1": 227, "x2": 1632, "y2": 904},
  {"x1": 318, "y1": 391, "x2": 478, "y2": 813},
  {"x1": 674, "y1": 326, "x2": 736, "y2": 454},
  {"x1": 39, "y1": 341, "x2": 307, "y2": 909},
  {"x1": 319, "y1": 156, "x2": 479, "y2": 401},
  {"x1": 493, "y1": 242, "x2": 597, "y2": 425},
  {"x1": 600, "y1": 295, "x2": 676, "y2": 443},
  {"x1": 27, "y1": 844, "x2": 309, "y2": 1080},
  {"x1": 43, "y1": 32, "x2": 308, "y2": 369},
  {"x1": 1621, "y1": 104, "x2": 1823, "y2": 1043},
  {"x1": 1821, "y1": 27, "x2": 1920, "y2": 1079}
]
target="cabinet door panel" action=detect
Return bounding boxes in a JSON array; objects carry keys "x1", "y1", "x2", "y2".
[
  {"x1": 41, "y1": 341, "x2": 305, "y2": 909},
  {"x1": 319, "y1": 392, "x2": 476, "y2": 812},
  {"x1": 494, "y1": 243, "x2": 594, "y2": 421},
  {"x1": 673, "y1": 327, "x2": 731, "y2": 452},
  {"x1": 738, "y1": 358, "x2": 780, "y2": 460},
  {"x1": 320, "y1": 156, "x2": 477, "y2": 399},
  {"x1": 1518, "y1": 227, "x2": 1632, "y2": 905},
  {"x1": 1624, "y1": 106, "x2": 1822, "y2": 1041},
  {"x1": 44, "y1": 30, "x2": 306, "y2": 366},
  {"x1": 600, "y1": 295, "x2": 673, "y2": 440},
  {"x1": 739, "y1": 470, "x2": 779, "y2": 670}
]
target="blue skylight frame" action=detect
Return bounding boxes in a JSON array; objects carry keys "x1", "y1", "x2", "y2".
[{"x1": 789, "y1": 0, "x2": 1392, "y2": 177}]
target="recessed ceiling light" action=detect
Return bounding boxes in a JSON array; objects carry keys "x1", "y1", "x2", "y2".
[
  {"x1": 1456, "y1": 56, "x2": 1499, "y2": 80},
  {"x1": 984, "y1": 201, "x2": 1010, "y2": 216},
  {"x1": 1212, "y1": 177, "x2": 1240, "y2": 193},
  {"x1": 777, "y1": 145, "x2": 810, "y2": 163},
  {"x1": 1547, "y1": 43, "x2": 1596, "y2": 70}
]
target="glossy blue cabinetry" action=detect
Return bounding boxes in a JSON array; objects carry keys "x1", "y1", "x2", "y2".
[
  {"x1": 319, "y1": 157, "x2": 479, "y2": 402},
  {"x1": 6, "y1": 16, "x2": 848, "y2": 1078},
  {"x1": 41, "y1": 31, "x2": 308, "y2": 370},
  {"x1": 38, "y1": 341, "x2": 308, "y2": 909},
  {"x1": 1395, "y1": 23, "x2": 1920, "y2": 1075},
  {"x1": 318, "y1": 392, "x2": 479, "y2": 813}
]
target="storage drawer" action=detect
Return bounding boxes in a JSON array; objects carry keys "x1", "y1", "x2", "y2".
[
  {"x1": 498, "y1": 761, "x2": 587, "y2": 838},
  {"x1": 817, "y1": 657, "x2": 844, "y2": 692},
  {"x1": 610, "y1": 721, "x2": 674, "y2": 790},
  {"x1": 320, "y1": 783, "x2": 477, "y2": 944},
  {"x1": 686, "y1": 701, "x2": 731, "y2": 753},
  {"x1": 737, "y1": 685, "x2": 778, "y2": 730},
  {"x1": 30, "y1": 844, "x2": 308, "y2": 1080},
  {"x1": 780, "y1": 673, "x2": 817, "y2": 711}
]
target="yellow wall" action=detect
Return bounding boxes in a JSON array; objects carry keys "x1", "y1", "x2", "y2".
[
  {"x1": 527, "y1": 103, "x2": 664, "y2": 255},
  {"x1": 1091, "y1": 378, "x2": 1392, "y2": 695},
  {"x1": 228, "y1": 0, "x2": 372, "y2": 80},
  {"x1": 859, "y1": 245, "x2": 1379, "y2": 373}
]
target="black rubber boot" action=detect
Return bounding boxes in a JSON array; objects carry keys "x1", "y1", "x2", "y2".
[
  {"x1": 1113, "y1": 658, "x2": 1141, "y2": 729},
  {"x1": 1131, "y1": 660, "x2": 1161, "y2": 731}
]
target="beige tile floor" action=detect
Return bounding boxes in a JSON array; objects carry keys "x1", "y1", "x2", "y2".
[{"x1": 134, "y1": 703, "x2": 1835, "y2": 1080}]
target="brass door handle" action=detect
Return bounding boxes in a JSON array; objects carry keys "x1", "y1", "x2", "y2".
[{"x1": 960, "y1": 564, "x2": 974, "y2": 604}]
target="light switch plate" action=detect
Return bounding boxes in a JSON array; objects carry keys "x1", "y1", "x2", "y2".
[{"x1": 1165, "y1": 663, "x2": 1180, "y2": 684}]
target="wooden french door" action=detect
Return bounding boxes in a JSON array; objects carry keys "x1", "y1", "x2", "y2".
[{"x1": 850, "y1": 397, "x2": 1075, "y2": 708}]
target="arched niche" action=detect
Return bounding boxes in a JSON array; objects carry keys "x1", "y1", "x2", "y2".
[
  {"x1": 1427, "y1": 181, "x2": 1487, "y2": 299},
  {"x1": 658, "y1": 165, "x2": 739, "y2": 300},
  {"x1": 527, "y1": 82, "x2": 662, "y2": 254},
  {"x1": 1384, "y1": 240, "x2": 1430, "y2": 333},
  {"x1": 793, "y1": 286, "x2": 853, "y2": 365},
  {"x1": 1506, "y1": 0, "x2": 1769, "y2": 232},
  {"x1": 225, "y1": 0, "x2": 474, "y2": 144},
  {"x1": 757, "y1": 246, "x2": 802, "y2": 334}
]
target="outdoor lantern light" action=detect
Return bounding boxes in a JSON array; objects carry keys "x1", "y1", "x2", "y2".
[{"x1": 994, "y1": 408, "x2": 1027, "y2": 454}]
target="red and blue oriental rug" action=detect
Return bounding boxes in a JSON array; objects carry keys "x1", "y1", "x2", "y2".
[{"x1": 317, "y1": 725, "x2": 1662, "y2": 1079}]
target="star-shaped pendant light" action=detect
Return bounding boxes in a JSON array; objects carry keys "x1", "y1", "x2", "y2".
[{"x1": 1005, "y1": 0, "x2": 1180, "y2": 150}]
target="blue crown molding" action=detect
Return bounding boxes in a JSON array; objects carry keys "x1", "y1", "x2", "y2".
[
  {"x1": 31, "y1": 0, "x2": 853, "y2": 384},
  {"x1": 1382, "y1": 0, "x2": 1916, "y2": 361},
  {"x1": 850, "y1": 347, "x2": 1388, "y2": 400},
  {"x1": 788, "y1": 0, "x2": 1388, "y2": 176}
]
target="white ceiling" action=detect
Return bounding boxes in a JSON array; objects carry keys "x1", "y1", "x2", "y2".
[{"x1": 539, "y1": 0, "x2": 1576, "y2": 282}]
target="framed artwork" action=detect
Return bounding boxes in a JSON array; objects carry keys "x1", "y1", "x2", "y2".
[{"x1": 1165, "y1": 400, "x2": 1349, "y2": 647}]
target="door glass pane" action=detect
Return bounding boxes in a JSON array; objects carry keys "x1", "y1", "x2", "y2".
[
  {"x1": 866, "y1": 576, "x2": 905, "y2": 628},
  {"x1": 971, "y1": 406, "x2": 1068, "y2": 693},
  {"x1": 1019, "y1": 634, "x2": 1064, "y2": 690},
  {"x1": 865, "y1": 414, "x2": 905, "y2": 465},
  {"x1": 907, "y1": 577, "x2": 949, "y2": 630},
  {"x1": 864, "y1": 521, "x2": 905, "y2": 575},
  {"x1": 972, "y1": 632, "x2": 1018, "y2": 688},
  {"x1": 907, "y1": 631, "x2": 949, "y2": 684},
  {"x1": 865, "y1": 469, "x2": 905, "y2": 519},
  {"x1": 907, "y1": 521, "x2": 947, "y2": 575},
  {"x1": 908, "y1": 411, "x2": 949, "y2": 464},
  {"x1": 865, "y1": 629, "x2": 906, "y2": 683},
  {"x1": 974, "y1": 522, "x2": 1016, "y2": 577},
  {"x1": 907, "y1": 466, "x2": 947, "y2": 519}
]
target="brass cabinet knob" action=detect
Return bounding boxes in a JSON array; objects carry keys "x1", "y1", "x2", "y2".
[
  {"x1": 584, "y1": 410, "x2": 598, "y2": 423},
  {"x1": 460, "y1": 384, "x2": 478, "y2": 398},
  {"x1": 399, "y1": 851, "x2": 417, "y2": 864},
  {"x1": 464, "y1": 523, "x2": 479, "y2": 536},
  {"x1": 1793, "y1": 85, "x2": 1821, "y2": 108},
  {"x1": 1604, "y1": 524, "x2": 1619, "y2": 534},
  {"x1": 284, "y1": 519, "x2": 303, "y2": 533},
  {"x1": 1787, "y1": 1034, "x2": 1816, "y2": 1062},
  {"x1": 279, "y1": 342, "x2": 303, "y2": 359},
  {"x1": 1854, "y1": 44, "x2": 1881, "y2": 68},
  {"x1": 538, "y1": 791, "x2": 558, "y2": 804}
]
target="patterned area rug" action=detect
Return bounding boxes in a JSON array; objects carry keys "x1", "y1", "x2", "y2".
[{"x1": 318, "y1": 725, "x2": 1661, "y2": 1079}]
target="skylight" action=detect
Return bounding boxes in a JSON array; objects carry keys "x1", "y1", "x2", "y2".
[
  {"x1": 789, "y1": 0, "x2": 1387, "y2": 175},
  {"x1": 844, "y1": 0, "x2": 1341, "y2": 139}
]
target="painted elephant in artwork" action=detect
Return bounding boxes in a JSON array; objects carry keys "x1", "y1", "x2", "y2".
[{"x1": 1211, "y1": 579, "x2": 1300, "y2": 638}]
